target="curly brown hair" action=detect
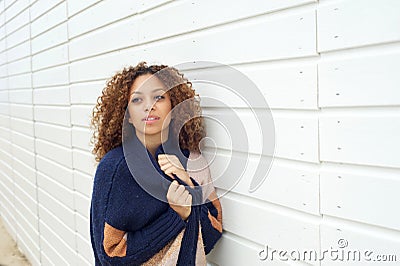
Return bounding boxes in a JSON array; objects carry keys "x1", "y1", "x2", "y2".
[{"x1": 90, "y1": 62, "x2": 205, "y2": 162}]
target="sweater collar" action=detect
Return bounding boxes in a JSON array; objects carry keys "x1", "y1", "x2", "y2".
[{"x1": 122, "y1": 121, "x2": 190, "y2": 200}]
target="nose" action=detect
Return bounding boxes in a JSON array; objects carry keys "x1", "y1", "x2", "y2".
[{"x1": 144, "y1": 100, "x2": 156, "y2": 112}]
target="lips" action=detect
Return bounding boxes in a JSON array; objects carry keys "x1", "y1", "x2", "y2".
[{"x1": 142, "y1": 115, "x2": 160, "y2": 121}]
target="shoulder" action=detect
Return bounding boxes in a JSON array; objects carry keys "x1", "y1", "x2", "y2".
[
  {"x1": 98, "y1": 146, "x2": 125, "y2": 169},
  {"x1": 94, "y1": 146, "x2": 126, "y2": 181}
]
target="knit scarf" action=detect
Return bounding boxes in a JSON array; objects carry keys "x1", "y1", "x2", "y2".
[{"x1": 122, "y1": 122, "x2": 203, "y2": 266}]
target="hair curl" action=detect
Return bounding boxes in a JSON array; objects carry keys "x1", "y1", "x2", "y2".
[{"x1": 90, "y1": 61, "x2": 205, "y2": 162}]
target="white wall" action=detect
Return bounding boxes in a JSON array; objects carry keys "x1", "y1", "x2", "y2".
[{"x1": 0, "y1": 0, "x2": 399, "y2": 265}]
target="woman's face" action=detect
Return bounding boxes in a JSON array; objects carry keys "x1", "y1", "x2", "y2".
[{"x1": 127, "y1": 73, "x2": 172, "y2": 138}]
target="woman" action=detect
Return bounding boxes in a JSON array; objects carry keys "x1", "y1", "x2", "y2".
[{"x1": 90, "y1": 62, "x2": 223, "y2": 265}]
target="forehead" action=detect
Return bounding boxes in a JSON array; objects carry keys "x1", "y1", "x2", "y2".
[{"x1": 130, "y1": 74, "x2": 166, "y2": 94}]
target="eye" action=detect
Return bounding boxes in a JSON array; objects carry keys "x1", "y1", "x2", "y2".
[
  {"x1": 131, "y1": 97, "x2": 141, "y2": 103},
  {"x1": 154, "y1": 95, "x2": 165, "y2": 101}
]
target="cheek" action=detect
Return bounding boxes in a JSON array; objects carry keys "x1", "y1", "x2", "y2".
[{"x1": 127, "y1": 106, "x2": 140, "y2": 123}]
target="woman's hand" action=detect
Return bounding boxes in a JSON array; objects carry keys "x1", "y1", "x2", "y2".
[
  {"x1": 158, "y1": 154, "x2": 194, "y2": 187},
  {"x1": 167, "y1": 180, "x2": 192, "y2": 220}
]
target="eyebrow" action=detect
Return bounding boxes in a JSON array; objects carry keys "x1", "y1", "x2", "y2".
[{"x1": 131, "y1": 88, "x2": 166, "y2": 95}]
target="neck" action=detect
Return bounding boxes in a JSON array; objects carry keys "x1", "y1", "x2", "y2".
[{"x1": 135, "y1": 128, "x2": 169, "y2": 158}]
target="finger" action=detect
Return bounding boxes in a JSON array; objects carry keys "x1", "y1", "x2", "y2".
[
  {"x1": 160, "y1": 162, "x2": 172, "y2": 171},
  {"x1": 175, "y1": 184, "x2": 186, "y2": 196},
  {"x1": 164, "y1": 165, "x2": 177, "y2": 176},
  {"x1": 169, "y1": 180, "x2": 179, "y2": 191},
  {"x1": 184, "y1": 194, "x2": 192, "y2": 206},
  {"x1": 158, "y1": 155, "x2": 180, "y2": 167},
  {"x1": 158, "y1": 154, "x2": 173, "y2": 162},
  {"x1": 167, "y1": 181, "x2": 179, "y2": 202}
]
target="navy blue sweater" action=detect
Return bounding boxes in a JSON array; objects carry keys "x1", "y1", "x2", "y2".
[{"x1": 90, "y1": 144, "x2": 223, "y2": 265}]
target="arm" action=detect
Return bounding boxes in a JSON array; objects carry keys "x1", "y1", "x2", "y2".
[
  {"x1": 93, "y1": 156, "x2": 187, "y2": 265},
  {"x1": 102, "y1": 207, "x2": 186, "y2": 265}
]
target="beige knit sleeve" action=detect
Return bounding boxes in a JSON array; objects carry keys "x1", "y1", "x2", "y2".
[{"x1": 187, "y1": 151, "x2": 217, "y2": 203}]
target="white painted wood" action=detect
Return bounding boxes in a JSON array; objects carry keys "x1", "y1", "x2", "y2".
[
  {"x1": 209, "y1": 151, "x2": 319, "y2": 214},
  {"x1": 69, "y1": 15, "x2": 140, "y2": 61},
  {"x1": 72, "y1": 148, "x2": 96, "y2": 176},
  {"x1": 207, "y1": 233, "x2": 293, "y2": 266},
  {"x1": 8, "y1": 89, "x2": 32, "y2": 104},
  {"x1": 6, "y1": 41, "x2": 30, "y2": 62},
  {"x1": 237, "y1": 63, "x2": 318, "y2": 110},
  {"x1": 39, "y1": 235, "x2": 70, "y2": 265},
  {"x1": 68, "y1": 0, "x2": 140, "y2": 38},
  {"x1": 11, "y1": 143, "x2": 34, "y2": 168},
  {"x1": 71, "y1": 105, "x2": 95, "y2": 127},
  {"x1": 75, "y1": 211, "x2": 90, "y2": 244},
  {"x1": 70, "y1": 80, "x2": 103, "y2": 104},
  {"x1": 320, "y1": 219, "x2": 400, "y2": 266},
  {"x1": 4, "y1": 0, "x2": 17, "y2": 11},
  {"x1": 10, "y1": 117, "x2": 34, "y2": 136},
  {"x1": 142, "y1": 10, "x2": 317, "y2": 65},
  {"x1": 8, "y1": 73, "x2": 31, "y2": 89},
  {"x1": 31, "y1": 22, "x2": 67, "y2": 54},
  {"x1": 37, "y1": 187, "x2": 75, "y2": 229},
  {"x1": 74, "y1": 190, "x2": 90, "y2": 217},
  {"x1": 37, "y1": 172, "x2": 74, "y2": 210},
  {"x1": 34, "y1": 106, "x2": 70, "y2": 126},
  {"x1": 12, "y1": 207, "x2": 40, "y2": 257},
  {"x1": 37, "y1": 204, "x2": 75, "y2": 249},
  {"x1": 76, "y1": 233, "x2": 94, "y2": 264},
  {"x1": 7, "y1": 57, "x2": 30, "y2": 76},
  {"x1": 32, "y1": 44, "x2": 68, "y2": 71},
  {"x1": 73, "y1": 170, "x2": 93, "y2": 196},
  {"x1": 32, "y1": 65, "x2": 69, "y2": 87},
  {"x1": 36, "y1": 154, "x2": 74, "y2": 189},
  {"x1": 318, "y1": 0, "x2": 400, "y2": 52},
  {"x1": 33, "y1": 86, "x2": 70, "y2": 106},
  {"x1": 13, "y1": 171, "x2": 37, "y2": 210},
  {"x1": 69, "y1": 47, "x2": 144, "y2": 82},
  {"x1": 11, "y1": 130, "x2": 34, "y2": 152},
  {"x1": 139, "y1": 0, "x2": 315, "y2": 43},
  {"x1": 203, "y1": 109, "x2": 318, "y2": 162},
  {"x1": 5, "y1": 23, "x2": 29, "y2": 49},
  {"x1": 10, "y1": 103, "x2": 32, "y2": 120},
  {"x1": 321, "y1": 163, "x2": 400, "y2": 230},
  {"x1": 320, "y1": 112, "x2": 400, "y2": 168},
  {"x1": 35, "y1": 138, "x2": 72, "y2": 168},
  {"x1": 38, "y1": 220, "x2": 77, "y2": 265},
  {"x1": 5, "y1": 9, "x2": 29, "y2": 36},
  {"x1": 31, "y1": 2, "x2": 66, "y2": 38},
  {"x1": 319, "y1": 52, "x2": 400, "y2": 107},
  {"x1": 4, "y1": 0, "x2": 29, "y2": 25},
  {"x1": 0, "y1": 90, "x2": 8, "y2": 102},
  {"x1": 0, "y1": 38, "x2": 5, "y2": 53},
  {"x1": 274, "y1": 111, "x2": 319, "y2": 162},
  {"x1": 0, "y1": 103, "x2": 10, "y2": 117},
  {"x1": 71, "y1": 126, "x2": 92, "y2": 151},
  {"x1": 220, "y1": 192, "x2": 320, "y2": 252},
  {"x1": 29, "y1": 0, "x2": 63, "y2": 22},
  {"x1": 34, "y1": 122, "x2": 71, "y2": 147},
  {"x1": 12, "y1": 155, "x2": 34, "y2": 183},
  {"x1": 67, "y1": 0, "x2": 101, "y2": 18}
]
